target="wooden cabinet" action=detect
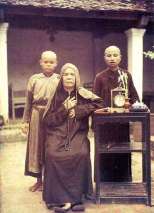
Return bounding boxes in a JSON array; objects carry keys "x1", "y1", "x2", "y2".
[{"x1": 93, "y1": 111, "x2": 151, "y2": 206}]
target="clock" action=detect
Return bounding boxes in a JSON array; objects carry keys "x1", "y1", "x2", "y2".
[
  {"x1": 111, "y1": 87, "x2": 126, "y2": 110},
  {"x1": 114, "y1": 94, "x2": 125, "y2": 107}
]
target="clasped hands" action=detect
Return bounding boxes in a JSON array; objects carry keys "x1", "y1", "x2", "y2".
[{"x1": 63, "y1": 96, "x2": 77, "y2": 118}]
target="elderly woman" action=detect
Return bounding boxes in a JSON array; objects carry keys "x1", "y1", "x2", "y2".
[{"x1": 43, "y1": 63, "x2": 102, "y2": 212}]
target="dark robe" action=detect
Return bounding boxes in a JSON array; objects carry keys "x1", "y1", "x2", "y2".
[
  {"x1": 93, "y1": 68, "x2": 139, "y2": 182},
  {"x1": 43, "y1": 89, "x2": 102, "y2": 205}
]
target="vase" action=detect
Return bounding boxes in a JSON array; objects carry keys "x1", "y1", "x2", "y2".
[{"x1": 124, "y1": 98, "x2": 130, "y2": 111}]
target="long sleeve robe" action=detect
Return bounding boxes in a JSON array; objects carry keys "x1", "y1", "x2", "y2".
[
  {"x1": 24, "y1": 72, "x2": 60, "y2": 177},
  {"x1": 93, "y1": 68, "x2": 139, "y2": 182},
  {"x1": 43, "y1": 90, "x2": 102, "y2": 205}
]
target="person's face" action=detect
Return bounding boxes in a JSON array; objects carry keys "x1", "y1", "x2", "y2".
[
  {"x1": 104, "y1": 48, "x2": 121, "y2": 70},
  {"x1": 40, "y1": 54, "x2": 57, "y2": 76},
  {"x1": 62, "y1": 68, "x2": 76, "y2": 91}
]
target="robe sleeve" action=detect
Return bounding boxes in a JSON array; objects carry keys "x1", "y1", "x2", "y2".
[
  {"x1": 93, "y1": 74, "x2": 102, "y2": 97},
  {"x1": 23, "y1": 91, "x2": 33, "y2": 122},
  {"x1": 43, "y1": 105, "x2": 68, "y2": 127},
  {"x1": 23, "y1": 76, "x2": 35, "y2": 122},
  {"x1": 75, "y1": 99, "x2": 103, "y2": 119}
]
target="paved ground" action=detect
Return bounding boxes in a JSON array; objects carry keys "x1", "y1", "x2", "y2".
[{"x1": 1, "y1": 121, "x2": 154, "y2": 213}]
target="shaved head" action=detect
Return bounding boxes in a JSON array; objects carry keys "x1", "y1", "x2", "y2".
[
  {"x1": 40, "y1": 50, "x2": 57, "y2": 76},
  {"x1": 41, "y1": 50, "x2": 57, "y2": 60},
  {"x1": 104, "y1": 45, "x2": 121, "y2": 70},
  {"x1": 104, "y1": 46, "x2": 121, "y2": 55}
]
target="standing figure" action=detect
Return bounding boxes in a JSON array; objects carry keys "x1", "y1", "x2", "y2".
[
  {"x1": 93, "y1": 46, "x2": 139, "y2": 182},
  {"x1": 43, "y1": 63, "x2": 102, "y2": 212},
  {"x1": 23, "y1": 50, "x2": 60, "y2": 192}
]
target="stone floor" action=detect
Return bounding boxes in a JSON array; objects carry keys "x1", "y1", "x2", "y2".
[{"x1": 1, "y1": 120, "x2": 154, "y2": 213}]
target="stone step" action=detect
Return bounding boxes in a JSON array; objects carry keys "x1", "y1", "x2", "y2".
[{"x1": 0, "y1": 121, "x2": 27, "y2": 143}]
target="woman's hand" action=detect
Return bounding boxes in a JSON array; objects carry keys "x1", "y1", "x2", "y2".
[
  {"x1": 69, "y1": 108, "x2": 75, "y2": 118},
  {"x1": 21, "y1": 122, "x2": 29, "y2": 135},
  {"x1": 63, "y1": 96, "x2": 77, "y2": 110}
]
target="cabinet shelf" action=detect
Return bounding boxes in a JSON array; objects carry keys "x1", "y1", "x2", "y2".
[
  {"x1": 94, "y1": 111, "x2": 151, "y2": 206},
  {"x1": 98, "y1": 182, "x2": 148, "y2": 204},
  {"x1": 100, "y1": 182, "x2": 147, "y2": 197},
  {"x1": 98, "y1": 142, "x2": 145, "y2": 153}
]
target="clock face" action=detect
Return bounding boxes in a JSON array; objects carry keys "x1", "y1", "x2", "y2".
[{"x1": 114, "y1": 94, "x2": 125, "y2": 107}]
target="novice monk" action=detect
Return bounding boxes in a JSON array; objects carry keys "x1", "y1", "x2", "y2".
[
  {"x1": 93, "y1": 45, "x2": 139, "y2": 182},
  {"x1": 23, "y1": 50, "x2": 60, "y2": 192}
]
